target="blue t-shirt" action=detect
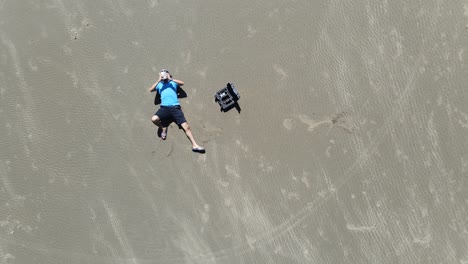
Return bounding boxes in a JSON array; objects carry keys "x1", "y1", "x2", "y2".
[{"x1": 156, "y1": 81, "x2": 179, "y2": 106}]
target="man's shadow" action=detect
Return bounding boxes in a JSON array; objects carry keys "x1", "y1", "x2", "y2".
[{"x1": 154, "y1": 86, "x2": 187, "y2": 105}]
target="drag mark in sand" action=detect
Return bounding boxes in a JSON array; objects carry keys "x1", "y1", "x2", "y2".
[
  {"x1": 102, "y1": 200, "x2": 139, "y2": 264},
  {"x1": 273, "y1": 64, "x2": 288, "y2": 80},
  {"x1": 171, "y1": 217, "x2": 215, "y2": 262},
  {"x1": 286, "y1": 112, "x2": 356, "y2": 133},
  {"x1": 298, "y1": 114, "x2": 331, "y2": 132},
  {"x1": 0, "y1": 163, "x2": 26, "y2": 204},
  {"x1": 128, "y1": 165, "x2": 162, "y2": 220}
]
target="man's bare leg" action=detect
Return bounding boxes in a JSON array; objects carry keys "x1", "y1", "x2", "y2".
[
  {"x1": 152, "y1": 115, "x2": 167, "y2": 139},
  {"x1": 181, "y1": 122, "x2": 203, "y2": 150}
]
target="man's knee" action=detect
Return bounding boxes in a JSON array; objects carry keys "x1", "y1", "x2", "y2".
[
  {"x1": 152, "y1": 115, "x2": 160, "y2": 123},
  {"x1": 181, "y1": 122, "x2": 189, "y2": 130}
]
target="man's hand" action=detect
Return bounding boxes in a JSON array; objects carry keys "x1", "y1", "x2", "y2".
[
  {"x1": 172, "y1": 78, "x2": 184, "y2": 86},
  {"x1": 148, "y1": 78, "x2": 161, "y2": 92}
]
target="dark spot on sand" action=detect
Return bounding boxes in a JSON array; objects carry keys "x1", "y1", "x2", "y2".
[
  {"x1": 332, "y1": 112, "x2": 346, "y2": 124},
  {"x1": 331, "y1": 111, "x2": 355, "y2": 133}
]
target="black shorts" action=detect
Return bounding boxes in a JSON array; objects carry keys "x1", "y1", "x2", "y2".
[{"x1": 155, "y1": 105, "x2": 187, "y2": 126}]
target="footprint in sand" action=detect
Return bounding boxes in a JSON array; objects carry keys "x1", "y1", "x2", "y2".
[{"x1": 282, "y1": 118, "x2": 293, "y2": 130}]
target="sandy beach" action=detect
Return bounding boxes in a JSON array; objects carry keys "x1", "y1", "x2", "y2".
[{"x1": 1, "y1": 0, "x2": 467, "y2": 263}]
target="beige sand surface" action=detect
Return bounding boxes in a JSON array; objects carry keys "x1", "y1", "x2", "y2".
[{"x1": 1, "y1": 0, "x2": 468, "y2": 263}]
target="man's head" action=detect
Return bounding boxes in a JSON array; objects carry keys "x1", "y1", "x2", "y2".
[{"x1": 160, "y1": 69, "x2": 170, "y2": 82}]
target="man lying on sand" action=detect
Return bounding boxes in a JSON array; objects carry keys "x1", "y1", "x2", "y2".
[{"x1": 148, "y1": 69, "x2": 205, "y2": 153}]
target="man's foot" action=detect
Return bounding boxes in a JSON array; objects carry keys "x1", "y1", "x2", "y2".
[
  {"x1": 157, "y1": 127, "x2": 167, "y2": 140},
  {"x1": 192, "y1": 146, "x2": 205, "y2": 154}
]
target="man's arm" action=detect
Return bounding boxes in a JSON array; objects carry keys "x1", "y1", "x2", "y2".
[
  {"x1": 148, "y1": 77, "x2": 162, "y2": 92},
  {"x1": 171, "y1": 79, "x2": 184, "y2": 86},
  {"x1": 148, "y1": 82, "x2": 158, "y2": 92}
]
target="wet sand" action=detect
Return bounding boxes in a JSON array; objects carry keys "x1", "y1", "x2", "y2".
[{"x1": 1, "y1": 0, "x2": 468, "y2": 263}]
